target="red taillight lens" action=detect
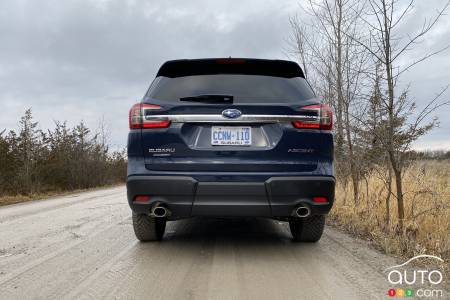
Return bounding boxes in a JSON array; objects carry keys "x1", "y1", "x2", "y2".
[
  {"x1": 142, "y1": 120, "x2": 171, "y2": 128},
  {"x1": 292, "y1": 120, "x2": 320, "y2": 129},
  {"x1": 129, "y1": 103, "x2": 142, "y2": 129},
  {"x1": 318, "y1": 104, "x2": 333, "y2": 130},
  {"x1": 292, "y1": 104, "x2": 333, "y2": 130},
  {"x1": 129, "y1": 103, "x2": 170, "y2": 129},
  {"x1": 312, "y1": 196, "x2": 328, "y2": 203},
  {"x1": 134, "y1": 195, "x2": 151, "y2": 202}
]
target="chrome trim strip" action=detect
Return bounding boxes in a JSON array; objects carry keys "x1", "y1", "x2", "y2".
[{"x1": 143, "y1": 114, "x2": 318, "y2": 123}]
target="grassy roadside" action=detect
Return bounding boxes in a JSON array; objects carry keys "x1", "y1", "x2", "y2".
[
  {"x1": 0, "y1": 183, "x2": 124, "y2": 206},
  {"x1": 328, "y1": 160, "x2": 450, "y2": 275}
]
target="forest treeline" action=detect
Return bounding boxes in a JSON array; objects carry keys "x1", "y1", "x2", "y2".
[{"x1": 0, "y1": 109, "x2": 126, "y2": 198}]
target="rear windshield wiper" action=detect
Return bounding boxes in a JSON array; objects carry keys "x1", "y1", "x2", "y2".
[{"x1": 180, "y1": 94, "x2": 233, "y2": 103}]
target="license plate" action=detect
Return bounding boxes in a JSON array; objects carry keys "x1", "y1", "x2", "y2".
[{"x1": 211, "y1": 126, "x2": 251, "y2": 146}]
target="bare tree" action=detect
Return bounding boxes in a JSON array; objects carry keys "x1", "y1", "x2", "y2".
[
  {"x1": 351, "y1": 0, "x2": 450, "y2": 229},
  {"x1": 288, "y1": 0, "x2": 369, "y2": 204}
]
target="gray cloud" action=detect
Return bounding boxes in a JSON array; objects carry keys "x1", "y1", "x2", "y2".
[{"x1": 0, "y1": 0, "x2": 449, "y2": 149}]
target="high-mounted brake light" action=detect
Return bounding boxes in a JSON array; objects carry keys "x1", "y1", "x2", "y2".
[
  {"x1": 216, "y1": 58, "x2": 246, "y2": 64},
  {"x1": 129, "y1": 103, "x2": 170, "y2": 129},
  {"x1": 292, "y1": 104, "x2": 333, "y2": 130}
]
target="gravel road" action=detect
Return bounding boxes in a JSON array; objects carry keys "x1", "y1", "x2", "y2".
[{"x1": 0, "y1": 186, "x2": 400, "y2": 299}]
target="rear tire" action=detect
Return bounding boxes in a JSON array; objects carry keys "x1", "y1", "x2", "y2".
[
  {"x1": 289, "y1": 215, "x2": 325, "y2": 242},
  {"x1": 132, "y1": 212, "x2": 166, "y2": 242}
]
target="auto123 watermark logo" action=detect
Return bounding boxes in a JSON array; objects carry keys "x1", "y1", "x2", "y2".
[{"x1": 385, "y1": 255, "x2": 445, "y2": 298}]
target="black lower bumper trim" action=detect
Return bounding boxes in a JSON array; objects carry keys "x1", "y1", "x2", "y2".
[{"x1": 127, "y1": 175, "x2": 335, "y2": 218}]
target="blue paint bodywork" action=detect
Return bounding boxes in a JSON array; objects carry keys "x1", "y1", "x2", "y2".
[{"x1": 126, "y1": 60, "x2": 335, "y2": 219}]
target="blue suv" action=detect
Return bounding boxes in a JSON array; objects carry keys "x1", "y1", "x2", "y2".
[{"x1": 127, "y1": 58, "x2": 335, "y2": 242}]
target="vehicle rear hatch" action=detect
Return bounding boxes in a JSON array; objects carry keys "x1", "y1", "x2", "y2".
[
  {"x1": 141, "y1": 103, "x2": 325, "y2": 172},
  {"x1": 139, "y1": 59, "x2": 332, "y2": 174}
]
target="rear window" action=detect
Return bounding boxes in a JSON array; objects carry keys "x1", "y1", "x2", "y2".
[{"x1": 146, "y1": 75, "x2": 315, "y2": 104}]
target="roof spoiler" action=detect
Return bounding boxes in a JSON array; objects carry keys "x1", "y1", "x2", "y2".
[{"x1": 156, "y1": 58, "x2": 305, "y2": 78}]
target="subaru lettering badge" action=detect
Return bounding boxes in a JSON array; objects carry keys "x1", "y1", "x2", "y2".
[{"x1": 222, "y1": 109, "x2": 242, "y2": 119}]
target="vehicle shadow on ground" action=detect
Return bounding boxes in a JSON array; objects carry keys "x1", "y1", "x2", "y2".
[
  {"x1": 169, "y1": 217, "x2": 290, "y2": 240},
  {"x1": 143, "y1": 217, "x2": 321, "y2": 250}
]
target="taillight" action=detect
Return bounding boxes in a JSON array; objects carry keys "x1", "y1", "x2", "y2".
[
  {"x1": 292, "y1": 104, "x2": 333, "y2": 130},
  {"x1": 128, "y1": 103, "x2": 170, "y2": 129},
  {"x1": 141, "y1": 120, "x2": 171, "y2": 128},
  {"x1": 129, "y1": 103, "x2": 142, "y2": 129}
]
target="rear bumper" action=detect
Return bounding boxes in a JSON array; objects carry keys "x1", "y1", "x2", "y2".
[{"x1": 127, "y1": 175, "x2": 335, "y2": 219}]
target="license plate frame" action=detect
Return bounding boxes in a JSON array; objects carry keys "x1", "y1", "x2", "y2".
[{"x1": 211, "y1": 126, "x2": 252, "y2": 146}]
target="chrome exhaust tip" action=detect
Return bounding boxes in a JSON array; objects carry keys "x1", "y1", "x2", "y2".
[
  {"x1": 152, "y1": 206, "x2": 168, "y2": 218},
  {"x1": 295, "y1": 205, "x2": 311, "y2": 218}
]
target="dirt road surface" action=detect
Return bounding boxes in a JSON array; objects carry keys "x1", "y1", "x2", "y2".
[{"x1": 0, "y1": 186, "x2": 401, "y2": 299}]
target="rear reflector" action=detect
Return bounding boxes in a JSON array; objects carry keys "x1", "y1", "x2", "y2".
[
  {"x1": 134, "y1": 195, "x2": 151, "y2": 202},
  {"x1": 129, "y1": 103, "x2": 170, "y2": 129},
  {"x1": 312, "y1": 196, "x2": 328, "y2": 203},
  {"x1": 292, "y1": 104, "x2": 333, "y2": 130}
]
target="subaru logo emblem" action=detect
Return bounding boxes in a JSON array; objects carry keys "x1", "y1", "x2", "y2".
[{"x1": 222, "y1": 109, "x2": 242, "y2": 119}]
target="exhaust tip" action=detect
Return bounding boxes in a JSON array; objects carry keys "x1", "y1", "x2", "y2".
[
  {"x1": 152, "y1": 206, "x2": 168, "y2": 218},
  {"x1": 295, "y1": 205, "x2": 311, "y2": 218}
]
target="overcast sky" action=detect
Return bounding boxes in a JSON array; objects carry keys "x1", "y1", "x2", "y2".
[{"x1": 1, "y1": 0, "x2": 449, "y2": 150}]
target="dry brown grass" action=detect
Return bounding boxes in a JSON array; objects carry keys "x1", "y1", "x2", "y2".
[{"x1": 329, "y1": 160, "x2": 450, "y2": 271}]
